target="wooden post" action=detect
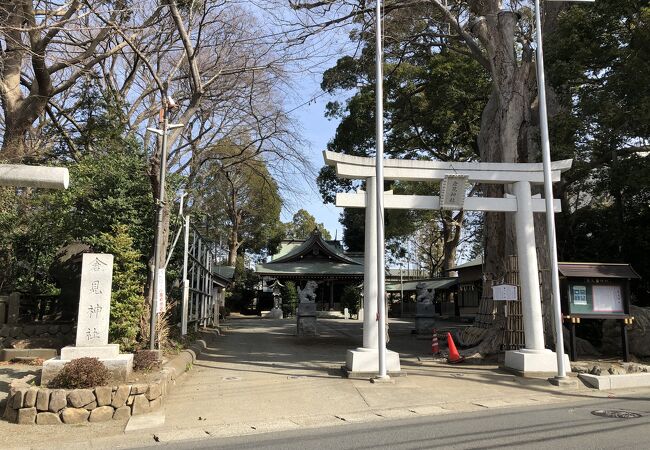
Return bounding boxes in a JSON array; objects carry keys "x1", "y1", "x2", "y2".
[
  {"x1": 569, "y1": 320, "x2": 577, "y2": 362},
  {"x1": 621, "y1": 320, "x2": 630, "y2": 363},
  {"x1": 329, "y1": 280, "x2": 334, "y2": 310}
]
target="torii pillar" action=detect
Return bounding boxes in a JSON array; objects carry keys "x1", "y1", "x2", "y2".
[{"x1": 345, "y1": 176, "x2": 401, "y2": 376}]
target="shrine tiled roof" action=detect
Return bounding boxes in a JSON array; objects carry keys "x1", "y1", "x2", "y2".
[
  {"x1": 256, "y1": 229, "x2": 362, "y2": 278},
  {"x1": 255, "y1": 262, "x2": 364, "y2": 278},
  {"x1": 270, "y1": 230, "x2": 360, "y2": 265}
]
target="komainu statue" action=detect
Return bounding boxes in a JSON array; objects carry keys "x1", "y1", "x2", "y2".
[
  {"x1": 297, "y1": 280, "x2": 318, "y2": 303},
  {"x1": 416, "y1": 282, "x2": 434, "y2": 304}
]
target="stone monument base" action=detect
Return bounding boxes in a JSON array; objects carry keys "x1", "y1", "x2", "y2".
[
  {"x1": 344, "y1": 347, "x2": 402, "y2": 378},
  {"x1": 41, "y1": 352, "x2": 133, "y2": 386},
  {"x1": 504, "y1": 349, "x2": 571, "y2": 376},
  {"x1": 414, "y1": 316, "x2": 436, "y2": 335},
  {"x1": 60, "y1": 344, "x2": 120, "y2": 360},
  {"x1": 297, "y1": 315, "x2": 317, "y2": 336},
  {"x1": 268, "y1": 308, "x2": 283, "y2": 319},
  {"x1": 296, "y1": 303, "x2": 317, "y2": 336}
]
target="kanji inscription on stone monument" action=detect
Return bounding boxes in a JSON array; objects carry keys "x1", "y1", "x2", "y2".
[{"x1": 75, "y1": 253, "x2": 114, "y2": 347}]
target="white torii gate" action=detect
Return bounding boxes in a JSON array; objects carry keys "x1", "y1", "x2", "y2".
[
  {"x1": 324, "y1": 150, "x2": 572, "y2": 375},
  {"x1": 0, "y1": 164, "x2": 69, "y2": 190}
]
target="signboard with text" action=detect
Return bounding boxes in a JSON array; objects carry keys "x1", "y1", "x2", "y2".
[
  {"x1": 492, "y1": 284, "x2": 518, "y2": 301},
  {"x1": 440, "y1": 175, "x2": 469, "y2": 210},
  {"x1": 76, "y1": 253, "x2": 114, "y2": 347},
  {"x1": 567, "y1": 282, "x2": 627, "y2": 316}
]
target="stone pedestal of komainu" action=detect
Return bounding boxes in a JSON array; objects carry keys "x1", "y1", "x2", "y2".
[
  {"x1": 415, "y1": 282, "x2": 436, "y2": 335},
  {"x1": 296, "y1": 280, "x2": 318, "y2": 336}
]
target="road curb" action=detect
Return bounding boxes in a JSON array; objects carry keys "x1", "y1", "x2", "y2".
[
  {"x1": 163, "y1": 330, "x2": 216, "y2": 383},
  {"x1": 578, "y1": 372, "x2": 650, "y2": 390}
]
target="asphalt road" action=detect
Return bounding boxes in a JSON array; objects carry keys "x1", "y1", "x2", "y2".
[{"x1": 139, "y1": 393, "x2": 650, "y2": 450}]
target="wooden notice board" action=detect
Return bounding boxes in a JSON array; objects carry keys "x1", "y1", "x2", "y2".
[
  {"x1": 559, "y1": 263, "x2": 640, "y2": 363},
  {"x1": 567, "y1": 282, "x2": 627, "y2": 317}
]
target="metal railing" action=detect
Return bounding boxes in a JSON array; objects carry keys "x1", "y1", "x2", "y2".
[{"x1": 179, "y1": 217, "x2": 216, "y2": 334}]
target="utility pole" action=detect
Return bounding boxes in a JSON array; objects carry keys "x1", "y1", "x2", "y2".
[{"x1": 147, "y1": 96, "x2": 183, "y2": 350}]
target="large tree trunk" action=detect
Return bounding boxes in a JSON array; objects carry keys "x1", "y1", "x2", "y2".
[
  {"x1": 458, "y1": 9, "x2": 535, "y2": 353},
  {"x1": 442, "y1": 211, "x2": 462, "y2": 272},
  {"x1": 1, "y1": 126, "x2": 29, "y2": 162},
  {"x1": 0, "y1": 0, "x2": 53, "y2": 162},
  {"x1": 459, "y1": 3, "x2": 574, "y2": 353},
  {"x1": 227, "y1": 227, "x2": 241, "y2": 266},
  {"x1": 476, "y1": 12, "x2": 533, "y2": 275}
]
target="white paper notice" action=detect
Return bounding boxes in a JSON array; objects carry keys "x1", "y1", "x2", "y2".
[
  {"x1": 492, "y1": 284, "x2": 518, "y2": 301},
  {"x1": 156, "y1": 268, "x2": 166, "y2": 314},
  {"x1": 592, "y1": 285, "x2": 624, "y2": 312}
]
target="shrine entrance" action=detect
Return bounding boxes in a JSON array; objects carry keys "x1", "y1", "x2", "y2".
[{"x1": 324, "y1": 151, "x2": 572, "y2": 375}]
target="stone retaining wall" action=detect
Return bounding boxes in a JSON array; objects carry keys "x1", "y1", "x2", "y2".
[
  {"x1": 2, "y1": 337, "x2": 209, "y2": 425},
  {"x1": 2, "y1": 368, "x2": 173, "y2": 425}
]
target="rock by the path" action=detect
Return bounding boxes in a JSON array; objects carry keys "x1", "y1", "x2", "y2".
[
  {"x1": 89, "y1": 406, "x2": 114, "y2": 422},
  {"x1": 603, "y1": 305, "x2": 650, "y2": 357},
  {"x1": 95, "y1": 386, "x2": 112, "y2": 406},
  {"x1": 113, "y1": 406, "x2": 131, "y2": 421},
  {"x1": 68, "y1": 389, "x2": 95, "y2": 408},
  {"x1": 17, "y1": 407, "x2": 37, "y2": 424},
  {"x1": 61, "y1": 407, "x2": 90, "y2": 424},
  {"x1": 111, "y1": 385, "x2": 130, "y2": 408},
  {"x1": 23, "y1": 388, "x2": 38, "y2": 407},
  {"x1": 36, "y1": 412, "x2": 61, "y2": 425},
  {"x1": 36, "y1": 389, "x2": 50, "y2": 411},
  {"x1": 49, "y1": 390, "x2": 67, "y2": 412}
]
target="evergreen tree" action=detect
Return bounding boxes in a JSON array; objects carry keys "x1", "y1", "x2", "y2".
[{"x1": 285, "y1": 209, "x2": 332, "y2": 240}]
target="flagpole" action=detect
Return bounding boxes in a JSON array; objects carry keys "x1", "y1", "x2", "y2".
[{"x1": 375, "y1": 0, "x2": 388, "y2": 380}]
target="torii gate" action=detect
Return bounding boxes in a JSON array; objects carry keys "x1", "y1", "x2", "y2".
[
  {"x1": 324, "y1": 151, "x2": 572, "y2": 375},
  {"x1": 0, "y1": 164, "x2": 69, "y2": 190}
]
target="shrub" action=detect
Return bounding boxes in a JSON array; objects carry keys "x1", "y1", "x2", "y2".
[
  {"x1": 340, "y1": 285, "x2": 361, "y2": 317},
  {"x1": 139, "y1": 299, "x2": 176, "y2": 352},
  {"x1": 281, "y1": 281, "x2": 298, "y2": 317},
  {"x1": 49, "y1": 357, "x2": 109, "y2": 388},
  {"x1": 93, "y1": 224, "x2": 146, "y2": 352},
  {"x1": 133, "y1": 350, "x2": 161, "y2": 371}
]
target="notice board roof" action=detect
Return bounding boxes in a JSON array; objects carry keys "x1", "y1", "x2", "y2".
[{"x1": 558, "y1": 263, "x2": 640, "y2": 279}]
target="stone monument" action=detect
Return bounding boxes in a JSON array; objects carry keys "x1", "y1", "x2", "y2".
[
  {"x1": 296, "y1": 280, "x2": 318, "y2": 336},
  {"x1": 42, "y1": 253, "x2": 134, "y2": 385},
  {"x1": 7, "y1": 292, "x2": 20, "y2": 324},
  {"x1": 415, "y1": 282, "x2": 436, "y2": 335},
  {"x1": 269, "y1": 280, "x2": 283, "y2": 319}
]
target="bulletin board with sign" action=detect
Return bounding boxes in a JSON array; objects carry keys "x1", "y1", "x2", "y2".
[
  {"x1": 559, "y1": 263, "x2": 640, "y2": 363},
  {"x1": 567, "y1": 282, "x2": 627, "y2": 317}
]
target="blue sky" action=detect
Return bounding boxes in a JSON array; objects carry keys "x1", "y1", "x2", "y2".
[{"x1": 281, "y1": 73, "x2": 345, "y2": 241}]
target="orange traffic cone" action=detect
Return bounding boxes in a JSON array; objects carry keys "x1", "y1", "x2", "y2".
[
  {"x1": 447, "y1": 332, "x2": 465, "y2": 364},
  {"x1": 431, "y1": 329, "x2": 439, "y2": 355}
]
